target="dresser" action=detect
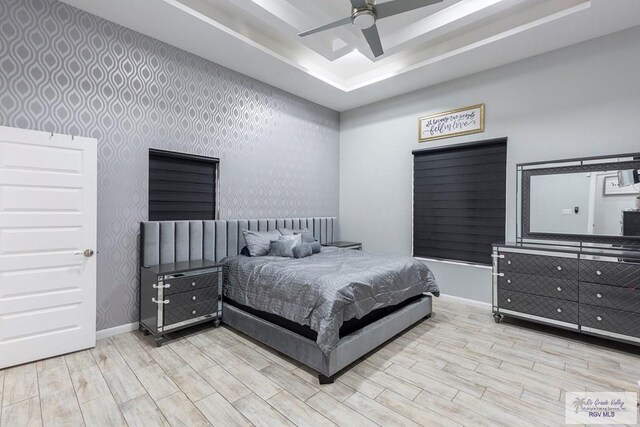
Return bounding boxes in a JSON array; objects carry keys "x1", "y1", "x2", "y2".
[
  {"x1": 139, "y1": 259, "x2": 222, "y2": 346},
  {"x1": 493, "y1": 243, "x2": 640, "y2": 344}
]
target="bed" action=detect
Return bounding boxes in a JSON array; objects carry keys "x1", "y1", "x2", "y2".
[{"x1": 140, "y1": 217, "x2": 438, "y2": 383}]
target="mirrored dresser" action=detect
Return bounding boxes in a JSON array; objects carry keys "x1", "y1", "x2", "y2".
[{"x1": 493, "y1": 152, "x2": 640, "y2": 345}]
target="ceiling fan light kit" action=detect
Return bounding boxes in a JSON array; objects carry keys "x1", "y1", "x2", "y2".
[{"x1": 299, "y1": 0, "x2": 444, "y2": 58}]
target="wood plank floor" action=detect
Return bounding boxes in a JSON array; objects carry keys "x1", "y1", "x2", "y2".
[{"x1": 2, "y1": 297, "x2": 640, "y2": 426}]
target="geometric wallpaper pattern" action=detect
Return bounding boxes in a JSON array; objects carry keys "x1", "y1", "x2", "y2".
[{"x1": 0, "y1": 0, "x2": 340, "y2": 330}]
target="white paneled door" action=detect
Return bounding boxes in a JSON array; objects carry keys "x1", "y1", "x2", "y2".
[{"x1": 0, "y1": 126, "x2": 97, "y2": 369}]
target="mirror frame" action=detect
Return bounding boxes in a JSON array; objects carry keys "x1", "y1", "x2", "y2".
[{"x1": 517, "y1": 152, "x2": 640, "y2": 247}]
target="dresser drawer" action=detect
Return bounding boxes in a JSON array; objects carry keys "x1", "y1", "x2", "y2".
[
  {"x1": 579, "y1": 282, "x2": 640, "y2": 313},
  {"x1": 163, "y1": 272, "x2": 219, "y2": 295},
  {"x1": 499, "y1": 272, "x2": 578, "y2": 301},
  {"x1": 166, "y1": 286, "x2": 218, "y2": 308},
  {"x1": 498, "y1": 290, "x2": 578, "y2": 324},
  {"x1": 499, "y1": 252, "x2": 577, "y2": 279},
  {"x1": 580, "y1": 305, "x2": 640, "y2": 339},
  {"x1": 579, "y1": 259, "x2": 640, "y2": 288},
  {"x1": 164, "y1": 300, "x2": 218, "y2": 327}
]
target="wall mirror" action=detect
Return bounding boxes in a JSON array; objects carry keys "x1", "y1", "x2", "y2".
[{"x1": 517, "y1": 154, "x2": 640, "y2": 246}]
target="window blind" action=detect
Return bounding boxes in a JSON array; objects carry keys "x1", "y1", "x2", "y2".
[
  {"x1": 149, "y1": 149, "x2": 218, "y2": 221},
  {"x1": 412, "y1": 138, "x2": 507, "y2": 265}
]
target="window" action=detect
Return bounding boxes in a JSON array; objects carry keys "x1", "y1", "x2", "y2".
[
  {"x1": 412, "y1": 138, "x2": 507, "y2": 265},
  {"x1": 148, "y1": 149, "x2": 219, "y2": 221}
]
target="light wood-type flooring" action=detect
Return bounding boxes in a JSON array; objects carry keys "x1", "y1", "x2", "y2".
[{"x1": 1, "y1": 297, "x2": 639, "y2": 426}]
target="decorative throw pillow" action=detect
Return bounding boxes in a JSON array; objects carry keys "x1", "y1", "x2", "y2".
[
  {"x1": 280, "y1": 233, "x2": 302, "y2": 245},
  {"x1": 242, "y1": 229, "x2": 281, "y2": 257},
  {"x1": 292, "y1": 242, "x2": 313, "y2": 259},
  {"x1": 268, "y1": 237, "x2": 298, "y2": 257},
  {"x1": 278, "y1": 228, "x2": 294, "y2": 236},
  {"x1": 309, "y1": 241, "x2": 321, "y2": 254},
  {"x1": 296, "y1": 228, "x2": 315, "y2": 243}
]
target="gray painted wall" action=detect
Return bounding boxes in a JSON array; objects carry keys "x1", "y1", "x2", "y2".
[
  {"x1": 0, "y1": 0, "x2": 340, "y2": 330},
  {"x1": 340, "y1": 26, "x2": 640, "y2": 304}
]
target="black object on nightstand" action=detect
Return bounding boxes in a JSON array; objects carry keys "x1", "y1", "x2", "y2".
[
  {"x1": 139, "y1": 259, "x2": 222, "y2": 347},
  {"x1": 322, "y1": 241, "x2": 362, "y2": 250}
]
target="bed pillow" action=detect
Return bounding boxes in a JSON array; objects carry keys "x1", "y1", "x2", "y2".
[
  {"x1": 268, "y1": 237, "x2": 298, "y2": 257},
  {"x1": 280, "y1": 233, "x2": 302, "y2": 245},
  {"x1": 292, "y1": 242, "x2": 313, "y2": 259},
  {"x1": 279, "y1": 228, "x2": 294, "y2": 236},
  {"x1": 309, "y1": 241, "x2": 321, "y2": 254},
  {"x1": 242, "y1": 229, "x2": 281, "y2": 257}
]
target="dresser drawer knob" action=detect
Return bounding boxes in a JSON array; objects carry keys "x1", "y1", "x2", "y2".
[
  {"x1": 192, "y1": 295, "x2": 197, "y2": 301},
  {"x1": 596, "y1": 270, "x2": 602, "y2": 276},
  {"x1": 192, "y1": 281, "x2": 196, "y2": 287},
  {"x1": 507, "y1": 279, "x2": 511, "y2": 284},
  {"x1": 596, "y1": 293, "x2": 602, "y2": 299},
  {"x1": 557, "y1": 266, "x2": 562, "y2": 271},
  {"x1": 557, "y1": 308, "x2": 562, "y2": 313},
  {"x1": 557, "y1": 287, "x2": 562, "y2": 292},
  {"x1": 507, "y1": 260, "x2": 511, "y2": 265},
  {"x1": 507, "y1": 298, "x2": 512, "y2": 303},
  {"x1": 192, "y1": 309, "x2": 197, "y2": 315},
  {"x1": 596, "y1": 316, "x2": 602, "y2": 321}
]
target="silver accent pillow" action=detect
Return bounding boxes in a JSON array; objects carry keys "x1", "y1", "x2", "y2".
[
  {"x1": 268, "y1": 237, "x2": 298, "y2": 257},
  {"x1": 242, "y1": 229, "x2": 281, "y2": 257}
]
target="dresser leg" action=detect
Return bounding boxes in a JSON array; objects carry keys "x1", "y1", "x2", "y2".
[
  {"x1": 155, "y1": 336, "x2": 164, "y2": 347},
  {"x1": 493, "y1": 313, "x2": 502, "y2": 323},
  {"x1": 214, "y1": 319, "x2": 221, "y2": 328}
]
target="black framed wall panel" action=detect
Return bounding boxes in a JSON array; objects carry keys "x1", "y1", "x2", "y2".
[
  {"x1": 149, "y1": 149, "x2": 219, "y2": 221},
  {"x1": 413, "y1": 138, "x2": 507, "y2": 265}
]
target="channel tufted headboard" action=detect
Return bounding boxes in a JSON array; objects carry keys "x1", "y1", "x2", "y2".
[{"x1": 140, "y1": 217, "x2": 338, "y2": 267}]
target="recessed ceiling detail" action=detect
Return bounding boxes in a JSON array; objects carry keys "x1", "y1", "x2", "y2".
[{"x1": 59, "y1": 0, "x2": 640, "y2": 110}]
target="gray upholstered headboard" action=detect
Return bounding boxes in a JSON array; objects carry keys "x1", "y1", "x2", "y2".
[{"x1": 140, "y1": 217, "x2": 338, "y2": 267}]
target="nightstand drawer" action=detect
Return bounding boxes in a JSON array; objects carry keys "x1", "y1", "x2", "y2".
[
  {"x1": 499, "y1": 252, "x2": 577, "y2": 279},
  {"x1": 499, "y1": 290, "x2": 578, "y2": 324},
  {"x1": 579, "y1": 282, "x2": 640, "y2": 312},
  {"x1": 167, "y1": 286, "x2": 218, "y2": 308},
  {"x1": 164, "y1": 301, "x2": 218, "y2": 327},
  {"x1": 163, "y1": 272, "x2": 219, "y2": 295},
  {"x1": 580, "y1": 305, "x2": 640, "y2": 339},
  {"x1": 498, "y1": 272, "x2": 578, "y2": 301},
  {"x1": 579, "y1": 260, "x2": 640, "y2": 288}
]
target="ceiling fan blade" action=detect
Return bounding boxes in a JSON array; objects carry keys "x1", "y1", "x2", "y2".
[
  {"x1": 376, "y1": 0, "x2": 444, "y2": 19},
  {"x1": 350, "y1": 0, "x2": 369, "y2": 8},
  {"x1": 298, "y1": 16, "x2": 353, "y2": 37},
  {"x1": 361, "y1": 24, "x2": 383, "y2": 57}
]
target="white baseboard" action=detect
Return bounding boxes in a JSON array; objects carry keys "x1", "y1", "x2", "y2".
[
  {"x1": 96, "y1": 322, "x2": 138, "y2": 340},
  {"x1": 438, "y1": 293, "x2": 492, "y2": 310}
]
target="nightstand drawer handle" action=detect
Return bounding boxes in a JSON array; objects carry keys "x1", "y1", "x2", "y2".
[
  {"x1": 596, "y1": 270, "x2": 602, "y2": 276},
  {"x1": 596, "y1": 316, "x2": 603, "y2": 321},
  {"x1": 506, "y1": 298, "x2": 512, "y2": 303},
  {"x1": 152, "y1": 283, "x2": 170, "y2": 289},
  {"x1": 557, "y1": 287, "x2": 562, "y2": 292},
  {"x1": 556, "y1": 308, "x2": 562, "y2": 313},
  {"x1": 152, "y1": 297, "x2": 169, "y2": 305},
  {"x1": 596, "y1": 293, "x2": 602, "y2": 299},
  {"x1": 192, "y1": 296, "x2": 197, "y2": 301},
  {"x1": 192, "y1": 309, "x2": 197, "y2": 315},
  {"x1": 557, "y1": 266, "x2": 562, "y2": 271}
]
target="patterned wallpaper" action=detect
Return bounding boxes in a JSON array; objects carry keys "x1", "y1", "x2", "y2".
[{"x1": 0, "y1": 0, "x2": 340, "y2": 330}]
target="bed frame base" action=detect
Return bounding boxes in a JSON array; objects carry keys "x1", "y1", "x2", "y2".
[{"x1": 222, "y1": 295, "x2": 433, "y2": 383}]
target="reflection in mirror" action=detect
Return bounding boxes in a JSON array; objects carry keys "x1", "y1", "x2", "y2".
[{"x1": 530, "y1": 171, "x2": 640, "y2": 237}]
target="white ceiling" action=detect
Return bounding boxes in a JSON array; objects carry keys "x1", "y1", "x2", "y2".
[{"x1": 60, "y1": 0, "x2": 640, "y2": 111}]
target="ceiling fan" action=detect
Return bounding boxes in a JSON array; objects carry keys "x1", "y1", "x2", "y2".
[{"x1": 298, "y1": 0, "x2": 444, "y2": 58}]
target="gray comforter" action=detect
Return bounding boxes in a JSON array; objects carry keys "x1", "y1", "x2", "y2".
[{"x1": 222, "y1": 248, "x2": 439, "y2": 354}]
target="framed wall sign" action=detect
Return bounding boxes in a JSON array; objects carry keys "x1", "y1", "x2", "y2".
[{"x1": 419, "y1": 104, "x2": 485, "y2": 142}]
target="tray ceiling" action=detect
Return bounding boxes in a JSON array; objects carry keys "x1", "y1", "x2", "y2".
[{"x1": 59, "y1": 0, "x2": 640, "y2": 111}]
